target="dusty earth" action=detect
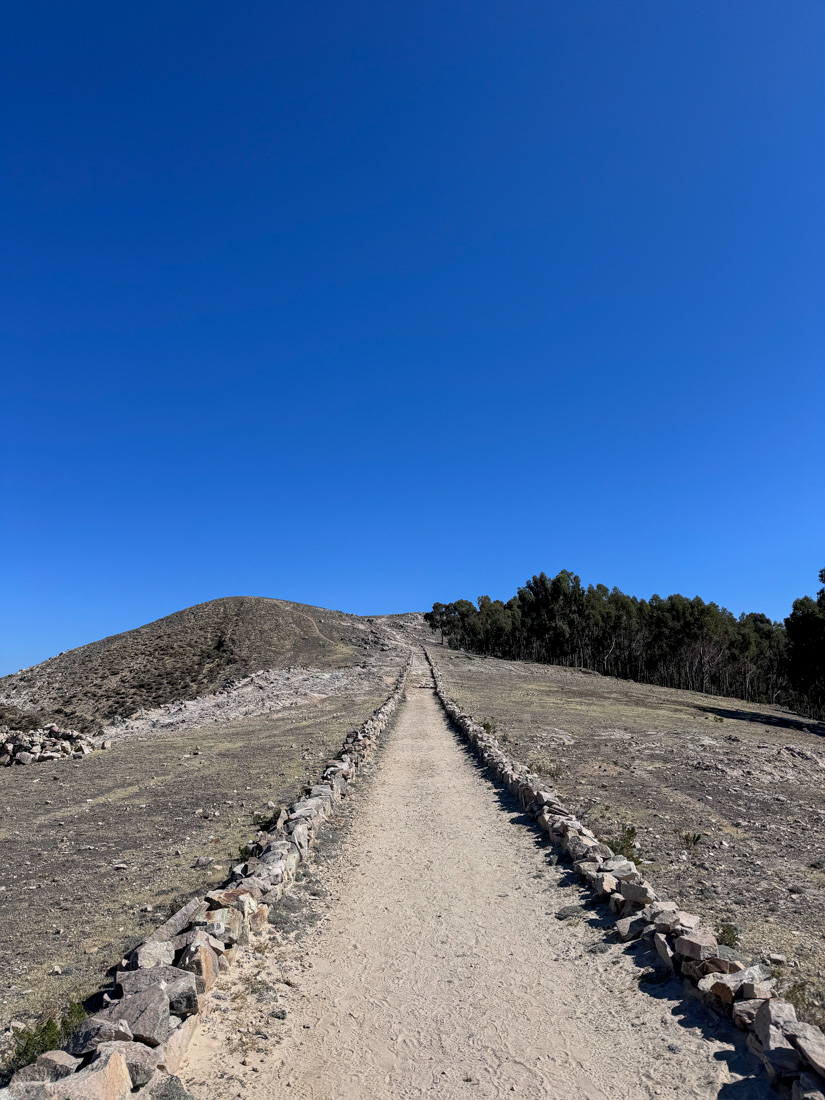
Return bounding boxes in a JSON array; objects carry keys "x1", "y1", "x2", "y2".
[
  {"x1": 428, "y1": 644, "x2": 825, "y2": 1023},
  {"x1": 181, "y1": 657, "x2": 772, "y2": 1099},
  {"x1": 98, "y1": 662, "x2": 399, "y2": 742},
  {"x1": 0, "y1": 684, "x2": 393, "y2": 1045}
]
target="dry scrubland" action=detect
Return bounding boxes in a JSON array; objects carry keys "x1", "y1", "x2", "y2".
[
  {"x1": 0, "y1": 596, "x2": 393, "y2": 732},
  {"x1": 0, "y1": 695, "x2": 392, "y2": 1039},
  {"x1": 0, "y1": 598, "x2": 409, "y2": 1051},
  {"x1": 431, "y1": 645, "x2": 825, "y2": 1010}
]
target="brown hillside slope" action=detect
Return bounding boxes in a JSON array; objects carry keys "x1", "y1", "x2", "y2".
[{"x1": 0, "y1": 597, "x2": 392, "y2": 732}]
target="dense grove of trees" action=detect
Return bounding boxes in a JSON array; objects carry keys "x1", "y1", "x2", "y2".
[{"x1": 426, "y1": 569, "x2": 825, "y2": 719}]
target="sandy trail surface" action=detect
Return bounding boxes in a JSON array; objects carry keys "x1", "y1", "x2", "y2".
[{"x1": 182, "y1": 657, "x2": 771, "y2": 1099}]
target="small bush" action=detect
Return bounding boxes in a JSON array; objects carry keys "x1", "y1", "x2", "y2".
[
  {"x1": 3, "y1": 1002, "x2": 86, "y2": 1080},
  {"x1": 527, "y1": 757, "x2": 563, "y2": 780},
  {"x1": 676, "y1": 830, "x2": 702, "y2": 848},
  {"x1": 598, "y1": 825, "x2": 638, "y2": 860},
  {"x1": 717, "y1": 922, "x2": 740, "y2": 947}
]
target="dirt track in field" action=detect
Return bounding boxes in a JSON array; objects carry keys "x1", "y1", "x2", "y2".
[{"x1": 182, "y1": 656, "x2": 771, "y2": 1099}]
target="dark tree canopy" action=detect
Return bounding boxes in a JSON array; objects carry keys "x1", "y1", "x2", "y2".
[{"x1": 426, "y1": 569, "x2": 825, "y2": 720}]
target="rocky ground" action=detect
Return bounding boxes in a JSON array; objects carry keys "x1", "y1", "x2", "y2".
[
  {"x1": 98, "y1": 662, "x2": 401, "y2": 742},
  {"x1": 0, "y1": 600, "x2": 415, "y2": 1066},
  {"x1": 429, "y1": 643, "x2": 825, "y2": 1026},
  {"x1": 0, "y1": 597, "x2": 405, "y2": 732},
  {"x1": 0, "y1": 679, "x2": 395, "y2": 1050}
]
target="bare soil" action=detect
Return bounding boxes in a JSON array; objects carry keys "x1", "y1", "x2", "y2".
[
  {"x1": 181, "y1": 656, "x2": 772, "y2": 1099},
  {"x1": 0, "y1": 686, "x2": 391, "y2": 1043},
  {"x1": 429, "y1": 644, "x2": 825, "y2": 1016}
]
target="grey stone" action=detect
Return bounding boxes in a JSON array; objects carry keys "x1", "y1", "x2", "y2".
[
  {"x1": 131, "y1": 940, "x2": 175, "y2": 969},
  {"x1": 168, "y1": 928, "x2": 225, "y2": 955},
  {"x1": 565, "y1": 835, "x2": 600, "y2": 861},
  {"x1": 26, "y1": 1050, "x2": 133, "y2": 1098},
  {"x1": 592, "y1": 872, "x2": 618, "y2": 896},
  {"x1": 178, "y1": 940, "x2": 219, "y2": 993},
  {"x1": 793, "y1": 1071, "x2": 825, "y2": 1100},
  {"x1": 11, "y1": 1051, "x2": 81, "y2": 1083},
  {"x1": 653, "y1": 933, "x2": 674, "y2": 970},
  {"x1": 150, "y1": 898, "x2": 208, "y2": 943},
  {"x1": 116, "y1": 966, "x2": 198, "y2": 1017},
  {"x1": 742, "y1": 978, "x2": 776, "y2": 999},
  {"x1": 755, "y1": 999, "x2": 798, "y2": 1047},
  {"x1": 618, "y1": 880, "x2": 656, "y2": 905},
  {"x1": 697, "y1": 963, "x2": 770, "y2": 1005},
  {"x1": 67, "y1": 1015, "x2": 134, "y2": 1055},
  {"x1": 290, "y1": 822, "x2": 309, "y2": 855},
  {"x1": 204, "y1": 907, "x2": 243, "y2": 944},
  {"x1": 601, "y1": 858, "x2": 636, "y2": 879},
  {"x1": 786, "y1": 1022, "x2": 825, "y2": 1077},
  {"x1": 97, "y1": 986, "x2": 170, "y2": 1047},
  {"x1": 138, "y1": 1072, "x2": 198, "y2": 1099},
  {"x1": 615, "y1": 915, "x2": 650, "y2": 942},
  {"x1": 732, "y1": 998, "x2": 767, "y2": 1030}
]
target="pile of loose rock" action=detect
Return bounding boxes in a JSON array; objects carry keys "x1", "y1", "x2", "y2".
[
  {"x1": 1, "y1": 657, "x2": 412, "y2": 1099},
  {"x1": 0, "y1": 725, "x2": 97, "y2": 767},
  {"x1": 426, "y1": 649, "x2": 825, "y2": 1100}
]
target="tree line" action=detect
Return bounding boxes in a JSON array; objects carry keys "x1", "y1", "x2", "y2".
[{"x1": 425, "y1": 568, "x2": 825, "y2": 720}]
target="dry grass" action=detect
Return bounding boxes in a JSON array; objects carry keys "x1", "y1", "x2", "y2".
[{"x1": 432, "y1": 644, "x2": 825, "y2": 996}]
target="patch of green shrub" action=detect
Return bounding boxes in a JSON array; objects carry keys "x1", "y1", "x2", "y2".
[{"x1": 2, "y1": 1002, "x2": 86, "y2": 1082}]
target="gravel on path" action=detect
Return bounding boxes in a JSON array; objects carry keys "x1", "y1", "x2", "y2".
[{"x1": 181, "y1": 657, "x2": 772, "y2": 1099}]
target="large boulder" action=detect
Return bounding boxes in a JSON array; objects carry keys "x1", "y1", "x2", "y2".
[
  {"x1": 96, "y1": 987, "x2": 170, "y2": 1048},
  {"x1": 116, "y1": 966, "x2": 198, "y2": 1018}
]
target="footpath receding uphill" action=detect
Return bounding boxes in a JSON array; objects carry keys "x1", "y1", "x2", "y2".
[{"x1": 181, "y1": 657, "x2": 769, "y2": 1099}]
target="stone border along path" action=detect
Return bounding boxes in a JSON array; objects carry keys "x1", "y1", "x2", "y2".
[
  {"x1": 425, "y1": 647, "x2": 825, "y2": 1100},
  {"x1": 0, "y1": 657, "x2": 413, "y2": 1100},
  {"x1": 178, "y1": 649, "x2": 772, "y2": 1099}
]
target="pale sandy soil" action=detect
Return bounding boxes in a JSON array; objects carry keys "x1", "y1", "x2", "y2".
[{"x1": 181, "y1": 657, "x2": 772, "y2": 1099}]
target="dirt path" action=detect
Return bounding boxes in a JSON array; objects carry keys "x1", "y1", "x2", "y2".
[{"x1": 182, "y1": 657, "x2": 771, "y2": 1099}]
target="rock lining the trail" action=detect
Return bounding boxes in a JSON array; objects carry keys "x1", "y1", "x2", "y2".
[
  {"x1": 425, "y1": 647, "x2": 825, "y2": 1098},
  {"x1": 0, "y1": 658, "x2": 412, "y2": 1099}
]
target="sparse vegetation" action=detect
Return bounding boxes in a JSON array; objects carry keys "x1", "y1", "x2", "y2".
[
  {"x1": 676, "y1": 830, "x2": 702, "y2": 849},
  {"x1": 2, "y1": 1002, "x2": 85, "y2": 1082},
  {"x1": 783, "y1": 979, "x2": 825, "y2": 1033},
  {"x1": 0, "y1": 595, "x2": 387, "y2": 731},
  {"x1": 599, "y1": 825, "x2": 638, "y2": 860},
  {"x1": 527, "y1": 757, "x2": 564, "y2": 780},
  {"x1": 716, "y1": 922, "x2": 740, "y2": 947}
]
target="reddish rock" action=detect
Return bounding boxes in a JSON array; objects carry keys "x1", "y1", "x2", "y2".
[
  {"x1": 178, "y1": 941, "x2": 219, "y2": 993},
  {"x1": 674, "y1": 929, "x2": 718, "y2": 962}
]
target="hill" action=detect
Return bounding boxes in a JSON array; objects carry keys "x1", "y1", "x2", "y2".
[{"x1": 0, "y1": 596, "x2": 393, "y2": 732}]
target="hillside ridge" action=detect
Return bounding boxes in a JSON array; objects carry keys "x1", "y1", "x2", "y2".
[{"x1": 0, "y1": 595, "x2": 399, "y2": 732}]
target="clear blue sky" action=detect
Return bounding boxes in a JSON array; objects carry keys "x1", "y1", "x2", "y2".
[{"x1": 2, "y1": 1, "x2": 823, "y2": 674}]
